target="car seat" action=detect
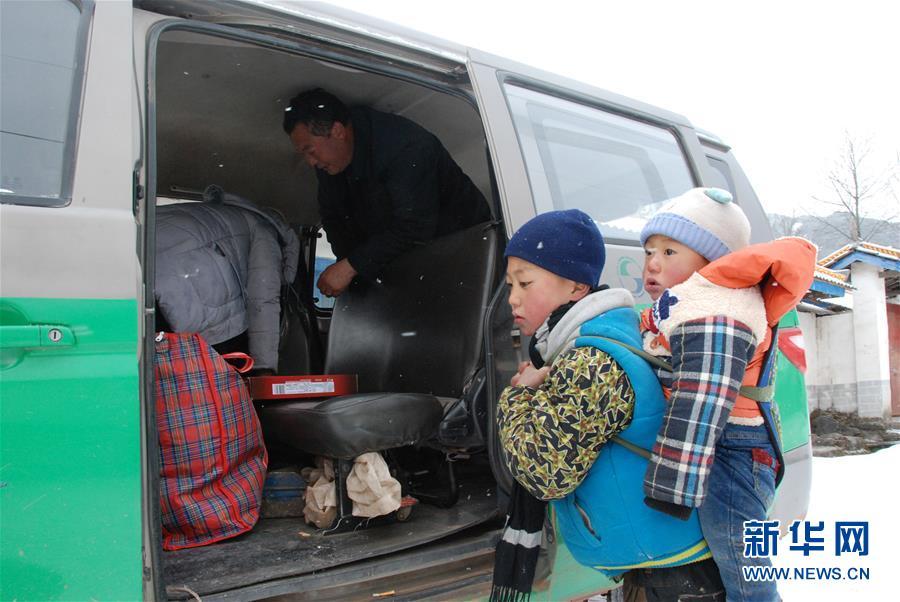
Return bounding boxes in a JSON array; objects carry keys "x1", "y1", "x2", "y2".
[{"x1": 257, "y1": 221, "x2": 500, "y2": 531}]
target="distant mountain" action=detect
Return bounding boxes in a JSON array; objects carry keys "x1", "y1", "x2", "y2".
[{"x1": 767, "y1": 211, "x2": 900, "y2": 257}]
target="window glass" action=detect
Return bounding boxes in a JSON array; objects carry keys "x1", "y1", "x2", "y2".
[
  {"x1": 706, "y1": 155, "x2": 737, "y2": 199},
  {"x1": 0, "y1": 0, "x2": 84, "y2": 206},
  {"x1": 314, "y1": 235, "x2": 336, "y2": 310},
  {"x1": 504, "y1": 84, "x2": 695, "y2": 242}
]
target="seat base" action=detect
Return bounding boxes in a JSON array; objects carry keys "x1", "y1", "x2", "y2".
[{"x1": 257, "y1": 392, "x2": 443, "y2": 459}]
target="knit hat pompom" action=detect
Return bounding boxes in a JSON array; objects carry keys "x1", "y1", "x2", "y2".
[
  {"x1": 505, "y1": 209, "x2": 605, "y2": 286},
  {"x1": 639, "y1": 187, "x2": 751, "y2": 262}
]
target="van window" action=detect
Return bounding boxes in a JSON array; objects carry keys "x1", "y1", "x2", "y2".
[
  {"x1": 503, "y1": 84, "x2": 694, "y2": 242},
  {"x1": 0, "y1": 0, "x2": 86, "y2": 207}
]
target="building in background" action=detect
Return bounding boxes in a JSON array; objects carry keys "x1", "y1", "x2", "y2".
[{"x1": 800, "y1": 242, "x2": 900, "y2": 418}]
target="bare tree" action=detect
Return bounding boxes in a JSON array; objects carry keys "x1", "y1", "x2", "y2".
[
  {"x1": 811, "y1": 133, "x2": 898, "y2": 243},
  {"x1": 769, "y1": 209, "x2": 803, "y2": 238}
]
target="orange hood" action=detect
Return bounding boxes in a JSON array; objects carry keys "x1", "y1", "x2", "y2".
[{"x1": 698, "y1": 237, "x2": 817, "y2": 327}]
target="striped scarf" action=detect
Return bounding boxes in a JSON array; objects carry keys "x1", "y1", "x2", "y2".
[{"x1": 489, "y1": 482, "x2": 545, "y2": 601}]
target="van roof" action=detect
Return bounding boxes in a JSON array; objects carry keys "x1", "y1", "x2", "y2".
[
  {"x1": 246, "y1": 1, "x2": 470, "y2": 63},
  {"x1": 137, "y1": 0, "x2": 694, "y2": 127},
  {"x1": 137, "y1": 0, "x2": 468, "y2": 64}
]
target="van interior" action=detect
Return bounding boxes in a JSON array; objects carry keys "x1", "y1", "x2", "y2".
[{"x1": 150, "y1": 25, "x2": 519, "y2": 599}]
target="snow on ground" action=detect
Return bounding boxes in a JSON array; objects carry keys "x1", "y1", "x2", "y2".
[{"x1": 773, "y1": 444, "x2": 900, "y2": 601}]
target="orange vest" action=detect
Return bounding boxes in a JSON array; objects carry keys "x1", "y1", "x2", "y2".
[{"x1": 645, "y1": 237, "x2": 817, "y2": 420}]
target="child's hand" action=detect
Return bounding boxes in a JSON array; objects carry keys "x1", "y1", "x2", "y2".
[
  {"x1": 511, "y1": 364, "x2": 550, "y2": 388},
  {"x1": 509, "y1": 361, "x2": 530, "y2": 386}
]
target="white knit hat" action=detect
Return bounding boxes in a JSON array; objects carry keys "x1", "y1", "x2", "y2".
[{"x1": 639, "y1": 187, "x2": 751, "y2": 262}]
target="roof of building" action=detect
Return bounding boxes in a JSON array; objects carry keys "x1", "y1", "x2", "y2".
[
  {"x1": 814, "y1": 265, "x2": 854, "y2": 290},
  {"x1": 819, "y1": 242, "x2": 900, "y2": 270},
  {"x1": 817, "y1": 241, "x2": 900, "y2": 299},
  {"x1": 804, "y1": 264, "x2": 854, "y2": 313}
]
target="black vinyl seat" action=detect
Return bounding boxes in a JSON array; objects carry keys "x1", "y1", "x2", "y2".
[
  {"x1": 259, "y1": 392, "x2": 442, "y2": 461},
  {"x1": 257, "y1": 222, "x2": 500, "y2": 529}
]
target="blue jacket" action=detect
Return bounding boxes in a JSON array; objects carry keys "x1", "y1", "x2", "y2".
[{"x1": 550, "y1": 308, "x2": 710, "y2": 574}]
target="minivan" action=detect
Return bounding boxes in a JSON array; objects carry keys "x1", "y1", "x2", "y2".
[{"x1": 0, "y1": 1, "x2": 812, "y2": 600}]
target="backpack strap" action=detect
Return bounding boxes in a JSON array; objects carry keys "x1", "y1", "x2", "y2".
[
  {"x1": 738, "y1": 384, "x2": 774, "y2": 403},
  {"x1": 577, "y1": 335, "x2": 673, "y2": 372},
  {"x1": 738, "y1": 324, "x2": 780, "y2": 403},
  {"x1": 580, "y1": 327, "x2": 779, "y2": 403},
  {"x1": 580, "y1": 327, "x2": 782, "y2": 463},
  {"x1": 610, "y1": 435, "x2": 652, "y2": 460},
  {"x1": 752, "y1": 324, "x2": 785, "y2": 485},
  {"x1": 577, "y1": 335, "x2": 663, "y2": 458},
  {"x1": 756, "y1": 325, "x2": 780, "y2": 389}
]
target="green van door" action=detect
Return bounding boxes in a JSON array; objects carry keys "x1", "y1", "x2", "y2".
[{"x1": 0, "y1": 2, "x2": 145, "y2": 600}]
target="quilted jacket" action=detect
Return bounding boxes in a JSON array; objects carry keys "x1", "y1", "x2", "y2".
[{"x1": 155, "y1": 185, "x2": 299, "y2": 370}]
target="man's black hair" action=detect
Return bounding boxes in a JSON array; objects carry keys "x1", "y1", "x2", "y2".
[{"x1": 282, "y1": 88, "x2": 351, "y2": 136}]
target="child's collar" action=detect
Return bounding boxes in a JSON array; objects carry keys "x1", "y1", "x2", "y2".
[{"x1": 533, "y1": 287, "x2": 634, "y2": 366}]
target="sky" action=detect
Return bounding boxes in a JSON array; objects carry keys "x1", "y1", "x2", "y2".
[{"x1": 326, "y1": 0, "x2": 899, "y2": 218}]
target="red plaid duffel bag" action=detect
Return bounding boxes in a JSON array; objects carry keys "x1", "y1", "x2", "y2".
[{"x1": 154, "y1": 332, "x2": 268, "y2": 550}]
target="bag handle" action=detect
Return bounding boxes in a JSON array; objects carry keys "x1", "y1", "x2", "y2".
[{"x1": 221, "y1": 352, "x2": 254, "y2": 374}]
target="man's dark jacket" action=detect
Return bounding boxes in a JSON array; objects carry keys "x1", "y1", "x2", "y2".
[{"x1": 316, "y1": 106, "x2": 491, "y2": 279}]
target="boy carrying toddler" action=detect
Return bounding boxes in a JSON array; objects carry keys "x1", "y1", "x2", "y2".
[
  {"x1": 492, "y1": 209, "x2": 726, "y2": 602},
  {"x1": 637, "y1": 187, "x2": 816, "y2": 602}
]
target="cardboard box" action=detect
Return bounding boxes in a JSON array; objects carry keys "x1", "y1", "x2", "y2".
[{"x1": 248, "y1": 374, "x2": 358, "y2": 400}]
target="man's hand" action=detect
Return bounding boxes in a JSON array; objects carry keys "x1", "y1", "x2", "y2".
[
  {"x1": 317, "y1": 258, "x2": 358, "y2": 298},
  {"x1": 510, "y1": 361, "x2": 550, "y2": 388}
]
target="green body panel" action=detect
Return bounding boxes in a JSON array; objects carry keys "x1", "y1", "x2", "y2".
[
  {"x1": 0, "y1": 297, "x2": 142, "y2": 601},
  {"x1": 774, "y1": 310, "x2": 811, "y2": 452},
  {"x1": 542, "y1": 536, "x2": 617, "y2": 601}
]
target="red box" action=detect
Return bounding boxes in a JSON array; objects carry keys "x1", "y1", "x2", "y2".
[{"x1": 248, "y1": 374, "x2": 358, "y2": 400}]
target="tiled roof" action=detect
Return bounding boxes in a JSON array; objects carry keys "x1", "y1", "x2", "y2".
[
  {"x1": 819, "y1": 242, "x2": 900, "y2": 267},
  {"x1": 813, "y1": 265, "x2": 853, "y2": 290}
]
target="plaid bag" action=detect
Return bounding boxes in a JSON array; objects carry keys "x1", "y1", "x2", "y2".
[{"x1": 154, "y1": 332, "x2": 268, "y2": 550}]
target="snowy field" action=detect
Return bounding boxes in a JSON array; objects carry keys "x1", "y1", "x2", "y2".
[{"x1": 773, "y1": 444, "x2": 900, "y2": 600}]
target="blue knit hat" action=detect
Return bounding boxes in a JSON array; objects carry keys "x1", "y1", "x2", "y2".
[
  {"x1": 505, "y1": 209, "x2": 605, "y2": 286},
  {"x1": 639, "y1": 187, "x2": 751, "y2": 262}
]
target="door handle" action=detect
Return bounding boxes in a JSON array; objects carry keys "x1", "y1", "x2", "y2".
[{"x1": 0, "y1": 324, "x2": 75, "y2": 349}]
